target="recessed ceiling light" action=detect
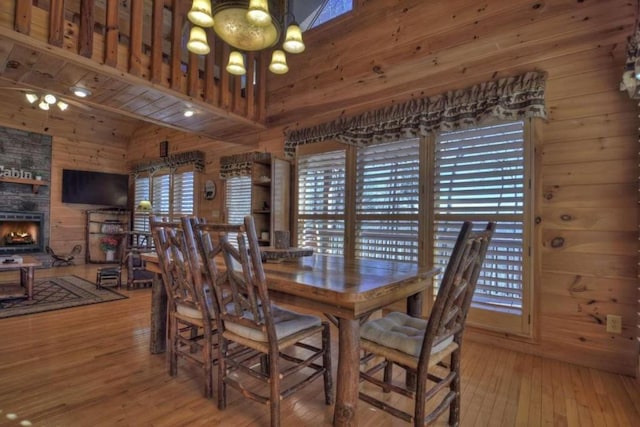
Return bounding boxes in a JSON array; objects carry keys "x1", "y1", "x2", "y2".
[
  {"x1": 70, "y1": 86, "x2": 91, "y2": 98},
  {"x1": 184, "y1": 109, "x2": 195, "y2": 117}
]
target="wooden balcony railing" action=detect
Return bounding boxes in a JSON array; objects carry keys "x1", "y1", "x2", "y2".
[{"x1": 2, "y1": 0, "x2": 266, "y2": 124}]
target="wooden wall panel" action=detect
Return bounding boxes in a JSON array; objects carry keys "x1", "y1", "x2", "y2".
[
  {"x1": 1, "y1": 0, "x2": 638, "y2": 376},
  {"x1": 0, "y1": 89, "x2": 132, "y2": 262}
]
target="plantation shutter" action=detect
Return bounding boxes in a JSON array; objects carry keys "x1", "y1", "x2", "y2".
[
  {"x1": 355, "y1": 138, "x2": 420, "y2": 261},
  {"x1": 152, "y1": 173, "x2": 171, "y2": 219},
  {"x1": 297, "y1": 149, "x2": 346, "y2": 255},
  {"x1": 133, "y1": 175, "x2": 150, "y2": 232},
  {"x1": 434, "y1": 121, "x2": 529, "y2": 333},
  {"x1": 171, "y1": 171, "x2": 195, "y2": 218},
  {"x1": 225, "y1": 176, "x2": 252, "y2": 224}
]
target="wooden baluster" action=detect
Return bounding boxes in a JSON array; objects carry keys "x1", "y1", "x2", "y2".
[
  {"x1": 220, "y1": 43, "x2": 231, "y2": 110},
  {"x1": 14, "y1": 0, "x2": 32, "y2": 35},
  {"x1": 203, "y1": 28, "x2": 216, "y2": 104},
  {"x1": 246, "y1": 52, "x2": 256, "y2": 120},
  {"x1": 78, "y1": 0, "x2": 94, "y2": 58},
  {"x1": 48, "y1": 0, "x2": 65, "y2": 47},
  {"x1": 170, "y1": 0, "x2": 184, "y2": 91},
  {"x1": 150, "y1": 0, "x2": 164, "y2": 84},
  {"x1": 129, "y1": 0, "x2": 143, "y2": 76},
  {"x1": 104, "y1": 0, "x2": 119, "y2": 67}
]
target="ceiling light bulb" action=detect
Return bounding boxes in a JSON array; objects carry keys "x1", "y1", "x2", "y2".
[
  {"x1": 188, "y1": 0, "x2": 214, "y2": 27},
  {"x1": 57, "y1": 101, "x2": 69, "y2": 111},
  {"x1": 38, "y1": 98, "x2": 50, "y2": 110},
  {"x1": 25, "y1": 93, "x2": 38, "y2": 104},
  {"x1": 184, "y1": 109, "x2": 195, "y2": 117},
  {"x1": 44, "y1": 94, "x2": 57, "y2": 104},
  {"x1": 187, "y1": 26, "x2": 210, "y2": 55},
  {"x1": 269, "y1": 50, "x2": 289, "y2": 74},
  {"x1": 247, "y1": 0, "x2": 271, "y2": 26},
  {"x1": 283, "y1": 24, "x2": 305, "y2": 54},
  {"x1": 226, "y1": 51, "x2": 246, "y2": 75},
  {"x1": 71, "y1": 86, "x2": 91, "y2": 98}
]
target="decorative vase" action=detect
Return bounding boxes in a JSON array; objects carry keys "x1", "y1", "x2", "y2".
[{"x1": 105, "y1": 250, "x2": 115, "y2": 262}]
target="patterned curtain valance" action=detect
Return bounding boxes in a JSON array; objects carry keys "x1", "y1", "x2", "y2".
[
  {"x1": 132, "y1": 150, "x2": 205, "y2": 174},
  {"x1": 220, "y1": 152, "x2": 270, "y2": 179},
  {"x1": 620, "y1": 15, "x2": 640, "y2": 99},
  {"x1": 284, "y1": 71, "x2": 547, "y2": 158}
]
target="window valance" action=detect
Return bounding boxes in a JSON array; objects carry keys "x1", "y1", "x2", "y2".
[
  {"x1": 620, "y1": 17, "x2": 640, "y2": 99},
  {"x1": 132, "y1": 150, "x2": 205, "y2": 174},
  {"x1": 284, "y1": 71, "x2": 547, "y2": 158},
  {"x1": 220, "y1": 152, "x2": 270, "y2": 178}
]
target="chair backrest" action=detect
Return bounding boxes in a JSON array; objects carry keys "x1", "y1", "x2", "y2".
[
  {"x1": 187, "y1": 215, "x2": 275, "y2": 342},
  {"x1": 150, "y1": 216, "x2": 208, "y2": 318},
  {"x1": 419, "y1": 221, "x2": 496, "y2": 366}
]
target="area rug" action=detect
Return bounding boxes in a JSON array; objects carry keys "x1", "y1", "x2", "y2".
[{"x1": 0, "y1": 275, "x2": 127, "y2": 319}]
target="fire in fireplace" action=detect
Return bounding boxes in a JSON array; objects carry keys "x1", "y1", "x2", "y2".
[{"x1": 0, "y1": 211, "x2": 44, "y2": 254}]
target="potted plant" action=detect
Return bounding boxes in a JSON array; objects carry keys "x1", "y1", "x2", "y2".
[{"x1": 100, "y1": 235, "x2": 119, "y2": 262}]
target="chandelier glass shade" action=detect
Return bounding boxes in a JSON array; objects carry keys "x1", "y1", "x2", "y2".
[
  {"x1": 186, "y1": 0, "x2": 305, "y2": 76},
  {"x1": 187, "y1": 26, "x2": 211, "y2": 55}
]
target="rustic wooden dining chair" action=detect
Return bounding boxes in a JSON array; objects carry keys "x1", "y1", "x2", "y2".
[
  {"x1": 359, "y1": 221, "x2": 496, "y2": 426},
  {"x1": 149, "y1": 216, "x2": 217, "y2": 399},
  {"x1": 185, "y1": 215, "x2": 333, "y2": 427}
]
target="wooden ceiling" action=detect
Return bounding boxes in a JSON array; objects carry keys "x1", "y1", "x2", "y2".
[{"x1": 0, "y1": 0, "x2": 267, "y2": 146}]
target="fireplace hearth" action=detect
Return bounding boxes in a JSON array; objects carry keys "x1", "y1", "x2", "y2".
[{"x1": 0, "y1": 211, "x2": 44, "y2": 254}]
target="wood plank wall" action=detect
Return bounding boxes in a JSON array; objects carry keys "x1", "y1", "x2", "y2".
[
  {"x1": 0, "y1": 92, "x2": 135, "y2": 260},
  {"x1": 125, "y1": 0, "x2": 640, "y2": 377},
  {"x1": 0, "y1": 0, "x2": 636, "y2": 377}
]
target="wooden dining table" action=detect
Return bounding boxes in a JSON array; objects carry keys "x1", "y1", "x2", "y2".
[{"x1": 141, "y1": 252, "x2": 439, "y2": 427}]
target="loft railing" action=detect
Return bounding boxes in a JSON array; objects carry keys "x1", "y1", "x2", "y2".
[{"x1": 3, "y1": 0, "x2": 266, "y2": 122}]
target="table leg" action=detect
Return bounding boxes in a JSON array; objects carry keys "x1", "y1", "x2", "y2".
[
  {"x1": 150, "y1": 273, "x2": 167, "y2": 354},
  {"x1": 20, "y1": 267, "x2": 34, "y2": 300},
  {"x1": 333, "y1": 318, "x2": 359, "y2": 427}
]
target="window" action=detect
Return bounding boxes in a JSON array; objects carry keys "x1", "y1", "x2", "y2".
[
  {"x1": 291, "y1": 0, "x2": 353, "y2": 31},
  {"x1": 433, "y1": 121, "x2": 531, "y2": 335},
  {"x1": 133, "y1": 169, "x2": 195, "y2": 232},
  {"x1": 297, "y1": 148, "x2": 346, "y2": 255},
  {"x1": 356, "y1": 139, "x2": 420, "y2": 262},
  {"x1": 295, "y1": 119, "x2": 533, "y2": 336},
  {"x1": 225, "y1": 176, "x2": 252, "y2": 224},
  {"x1": 223, "y1": 175, "x2": 252, "y2": 247}
]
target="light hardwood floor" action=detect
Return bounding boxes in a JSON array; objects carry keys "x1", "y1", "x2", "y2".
[{"x1": 0, "y1": 265, "x2": 639, "y2": 426}]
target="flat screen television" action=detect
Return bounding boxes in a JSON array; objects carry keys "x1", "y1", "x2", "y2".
[{"x1": 62, "y1": 169, "x2": 129, "y2": 208}]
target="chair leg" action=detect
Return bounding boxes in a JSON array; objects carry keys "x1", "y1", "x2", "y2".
[
  {"x1": 321, "y1": 322, "x2": 334, "y2": 405},
  {"x1": 168, "y1": 315, "x2": 178, "y2": 377},
  {"x1": 383, "y1": 360, "x2": 393, "y2": 393},
  {"x1": 269, "y1": 355, "x2": 281, "y2": 427},
  {"x1": 449, "y1": 350, "x2": 461, "y2": 426},
  {"x1": 218, "y1": 341, "x2": 227, "y2": 410},
  {"x1": 203, "y1": 339, "x2": 213, "y2": 399}
]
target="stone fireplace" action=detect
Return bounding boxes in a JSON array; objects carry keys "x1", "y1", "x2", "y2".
[
  {"x1": 0, "y1": 127, "x2": 51, "y2": 255},
  {"x1": 0, "y1": 211, "x2": 44, "y2": 254}
]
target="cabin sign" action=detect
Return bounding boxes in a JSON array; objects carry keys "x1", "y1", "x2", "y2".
[{"x1": 0, "y1": 165, "x2": 33, "y2": 179}]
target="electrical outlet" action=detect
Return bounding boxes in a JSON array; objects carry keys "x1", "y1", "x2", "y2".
[{"x1": 606, "y1": 314, "x2": 622, "y2": 334}]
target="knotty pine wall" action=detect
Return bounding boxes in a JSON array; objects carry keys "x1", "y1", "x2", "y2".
[
  {"x1": 127, "y1": 0, "x2": 639, "y2": 376},
  {"x1": 0, "y1": 92, "x2": 137, "y2": 261}
]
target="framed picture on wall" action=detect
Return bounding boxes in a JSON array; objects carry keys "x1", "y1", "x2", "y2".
[{"x1": 159, "y1": 140, "x2": 168, "y2": 157}]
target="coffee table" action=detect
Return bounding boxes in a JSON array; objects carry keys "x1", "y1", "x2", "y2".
[{"x1": 0, "y1": 255, "x2": 41, "y2": 300}]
